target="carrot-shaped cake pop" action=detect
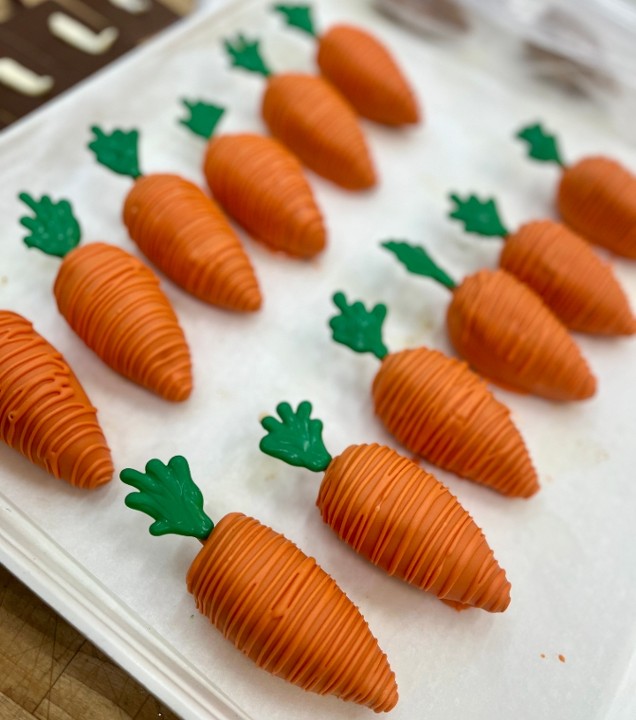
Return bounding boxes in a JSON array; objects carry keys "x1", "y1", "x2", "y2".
[
  {"x1": 19, "y1": 193, "x2": 193, "y2": 401},
  {"x1": 260, "y1": 401, "x2": 511, "y2": 611},
  {"x1": 88, "y1": 126, "x2": 262, "y2": 311},
  {"x1": 223, "y1": 35, "x2": 376, "y2": 190},
  {"x1": 448, "y1": 193, "x2": 636, "y2": 335},
  {"x1": 0, "y1": 311, "x2": 113, "y2": 488},
  {"x1": 179, "y1": 99, "x2": 326, "y2": 258},
  {"x1": 273, "y1": 4, "x2": 419, "y2": 126},
  {"x1": 383, "y1": 243, "x2": 597, "y2": 401},
  {"x1": 328, "y1": 293, "x2": 538, "y2": 497},
  {"x1": 517, "y1": 122, "x2": 636, "y2": 259},
  {"x1": 120, "y1": 455, "x2": 397, "y2": 712}
]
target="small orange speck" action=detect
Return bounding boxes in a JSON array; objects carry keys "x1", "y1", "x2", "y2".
[
  {"x1": 540, "y1": 653, "x2": 546, "y2": 659},
  {"x1": 558, "y1": 654, "x2": 566, "y2": 663}
]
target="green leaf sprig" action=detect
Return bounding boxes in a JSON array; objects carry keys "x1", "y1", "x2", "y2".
[
  {"x1": 382, "y1": 241, "x2": 456, "y2": 290},
  {"x1": 179, "y1": 99, "x2": 225, "y2": 140},
  {"x1": 448, "y1": 194, "x2": 509, "y2": 238},
  {"x1": 120, "y1": 456, "x2": 214, "y2": 539},
  {"x1": 260, "y1": 401, "x2": 332, "y2": 472},
  {"x1": 19, "y1": 193, "x2": 81, "y2": 258},
  {"x1": 329, "y1": 291, "x2": 389, "y2": 360},
  {"x1": 224, "y1": 35, "x2": 273, "y2": 77},
  {"x1": 516, "y1": 123, "x2": 565, "y2": 167},
  {"x1": 88, "y1": 126, "x2": 143, "y2": 179},
  {"x1": 273, "y1": 4, "x2": 317, "y2": 37}
]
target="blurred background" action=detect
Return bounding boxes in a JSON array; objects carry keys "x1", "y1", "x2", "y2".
[{"x1": 2, "y1": 0, "x2": 636, "y2": 140}]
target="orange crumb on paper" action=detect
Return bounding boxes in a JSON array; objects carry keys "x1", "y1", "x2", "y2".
[
  {"x1": 540, "y1": 654, "x2": 546, "y2": 659},
  {"x1": 558, "y1": 654, "x2": 566, "y2": 663}
]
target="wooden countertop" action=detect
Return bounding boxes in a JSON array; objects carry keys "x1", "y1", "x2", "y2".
[{"x1": 0, "y1": 564, "x2": 181, "y2": 720}]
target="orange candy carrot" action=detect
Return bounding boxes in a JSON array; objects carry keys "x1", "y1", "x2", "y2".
[
  {"x1": 383, "y1": 243, "x2": 597, "y2": 401},
  {"x1": 517, "y1": 123, "x2": 636, "y2": 259},
  {"x1": 224, "y1": 35, "x2": 376, "y2": 190},
  {"x1": 121, "y1": 456, "x2": 397, "y2": 712},
  {"x1": 179, "y1": 100, "x2": 326, "y2": 258},
  {"x1": 19, "y1": 194, "x2": 192, "y2": 401},
  {"x1": 329, "y1": 293, "x2": 538, "y2": 497},
  {"x1": 260, "y1": 402, "x2": 511, "y2": 611},
  {"x1": 0, "y1": 311, "x2": 113, "y2": 488},
  {"x1": 274, "y1": 5, "x2": 420, "y2": 126},
  {"x1": 449, "y1": 193, "x2": 636, "y2": 335},
  {"x1": 89, "y1": 127, "x2": 262, "y2": 311}
]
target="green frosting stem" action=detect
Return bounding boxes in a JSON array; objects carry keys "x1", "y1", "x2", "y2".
[
  {"x1": 179, "y1": 99, "x2": 225, "y2": 140},
  {"x1": 273, "y1": 4, "x2": 317, "y2": 37},
  {"x1": 516, "y1": 122, "x2": 565, "y2": 167},
  {"x1": 88, "y1": 126, "x2": 143, "y2": 179},
  {"x1": 260, "y1": 401, "x2": 332, "y2": 472},
  {"x1": 120, "y1": 456, "x2": 214, "y2": 540},
  {"x1": 18, "y1": 193, "x2": 82, "y2": 258},
  {"x1": 329, "y1": 291, "x2": 389, "y2": 360},
  {"x1": 382, "y1": 241, "x2": 457, "y2": 291},
  {"x1": 224, "y1": 35, "x2": 273, "y2": 77},
  {"x1": 448, "y1": 193, "x2": 509, "y2": 238}
]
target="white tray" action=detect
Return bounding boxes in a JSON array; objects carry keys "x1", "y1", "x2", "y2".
[{"x1": 1, "y1": 1, "x2": 635, "y2": 718}]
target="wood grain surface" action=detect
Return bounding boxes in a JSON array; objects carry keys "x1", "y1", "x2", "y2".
[{"x1": 0, "y1": 565, "x2": 181, "y2": 720}]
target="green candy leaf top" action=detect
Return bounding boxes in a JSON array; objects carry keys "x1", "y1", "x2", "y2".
[
  {"x1": 180, "y1": 99, "x2": 225, "y2": 140},
  {"x1": 120, "y1": 456, "x2": 214, "y2": 540},
  {"x1": 88, "y1": 126, "x2": 142, "y2": 179},
  {"x1": 382, "y1": 240, "x2": 456, "y2": 290},
  {"x1": 448, "y1": 193, "x2": 509, "y2": 238},
  {"x1": 273, "y1": 4, "x2": 317, "y2": 37},
  {"x1": 260, "y1": 401, "x2": 332, "y2": 472},
  {"x1": 516, "y1": 122, "x2": 564, "y2": 167},
  {"x1": 19, "y1": 192, "x2": 81, "y2": 258},
  {"x1": 224, "y1": 34, "x2": 273, "y2": 77},
  {"x1": 329, "y1": 291, "x2": 389, "y2": 360}
]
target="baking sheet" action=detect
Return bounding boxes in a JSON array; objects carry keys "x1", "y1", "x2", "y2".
[{"x1": 1, "y1": 1, "x2": 636, "y2": 718}]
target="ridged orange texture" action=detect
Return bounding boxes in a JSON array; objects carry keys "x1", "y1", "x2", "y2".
[
  {"x1": 558, "y1": 157, "x2": 636, "y2": 259},
  {"x1": 0, "y1": 311, "x2": 113, "y2": 488},
  {"x1": 186, "y1": 512, "x2": 397, "y2": 712},
  {"x1": 262, "y1": 74, "x2": 376, "y2": 190},
  {"x1": 123, "y1": 174, "x2": 261, "y2": 311},
  {"x1": 54, "y1": 243, "x2": 193, "y2": 401},
  {"x1": 372, "y1": 347, "x2": 538, "y2": 497},
  {"x1": 317, "y1": 24, "x2": 419, "y2": 126},
  {"x1": 501, "y1": 220, "x2": 636, "y2": 335},
  {"x1": 204, "y1": 134, "x2": 326, "y2": 258},
  {"x1": 318, "y1": 444, "x2": 511, "y2": 612},
  {"x1": 447, "y1": 269, "x2": 596, "y2": 401}
]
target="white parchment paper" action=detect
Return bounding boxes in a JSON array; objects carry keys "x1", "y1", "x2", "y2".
[{"x1": 1, "y1": 1, "x2": 635, "y2": 718}]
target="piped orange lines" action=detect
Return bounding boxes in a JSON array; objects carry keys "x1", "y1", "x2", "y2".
[
  {"x1": 318, "y1": 444, "x2": 511, "y2": 612},
  {"x1": 55, "y1": 243, "x2": 193, "y2": 401},
  {"x1": 0, "y1": 311, "x2": 112, "y2": 488},
  {"x1": 204, "y1": 134, "x2": 326, "y2": 258},
  {"x1": 372, "y1": 347, "x2": 539, "y2": 497},
  {"x1": 186, "y1": 512, "x2": 398, "y2": 712},
  {"x1": 123, "y1": 174, "x2": 262, "y2": 311}
]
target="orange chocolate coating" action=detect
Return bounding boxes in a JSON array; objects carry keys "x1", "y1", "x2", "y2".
[
  {"x1": 501, "y1": 220, "x2": 636, "y2": 335},
  {"x1": 123, "y1": 174, "x2": 261, "y2": 312},
  {"x1": 262, "y1": 74, "x2": 376, "y2": 190},
  {"x1": 447, "y1": 269, "x2": 596, "y2": 401},
  {"x1": 187, "y1": 512, "x2": 397, "y2": 712},
  {"x1": 204, "y1": 134, "x2": 326, "y2": 258},
  {"x1": 0, "y1": 311, "x2": 113, "y2": 488},
  {"x1": 558, "y1": 157, "x2": 636, "y2": 259},
  {"x1": 318, "y1": 444, "x2": 511, "y2": 612},
  {"x1": 54, "y1": 243, "x2": 193, "y2": 401},
  {"x1": 372, "y1": 347, "x2": 538, "y2": 497},
  {"x1": 317, "y1": 24, "x2": 420, "y2": 126}
]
